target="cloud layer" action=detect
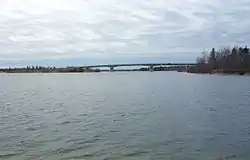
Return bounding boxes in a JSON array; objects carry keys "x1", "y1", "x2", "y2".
[{"x1": 1, "y1": 0, "x2": 250, "y2": 66}]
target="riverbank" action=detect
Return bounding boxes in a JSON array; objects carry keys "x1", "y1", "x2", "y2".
[
  {"x1": 192, "y1": 45, "x2": 250, "y2": 76},
  {"x1": 187, "y1": 67, "x2": 250, "y2": 75}
]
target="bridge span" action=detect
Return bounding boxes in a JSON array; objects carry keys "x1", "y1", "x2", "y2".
[{"x1": 81, "y1": 63, "x2": 196, "y2": 72}]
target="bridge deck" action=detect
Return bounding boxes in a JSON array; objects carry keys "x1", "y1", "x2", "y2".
[{"x1": 82, "y1": 63, "x2": 196, "y2": 68}]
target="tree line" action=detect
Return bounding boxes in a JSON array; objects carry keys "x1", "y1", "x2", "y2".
[
  {"x1": 189, "y1": 46, "x2": 250, "y2": 74},
  {"x1": 0, "y1": 66, "x2": 101, "y2": 73}
]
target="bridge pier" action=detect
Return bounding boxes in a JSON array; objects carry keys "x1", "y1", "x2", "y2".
[
  {"x1": 110, "y1": 66, "x2": 114, "y2": 72},
  {"x1": 149, "y1": 66, "x2": 154, "y2": 72}
]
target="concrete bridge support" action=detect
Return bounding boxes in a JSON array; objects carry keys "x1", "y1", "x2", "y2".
[
  {"x1": 149, "y1": 65, "x2": 154, "y2": 72},
  {"x1": 110, "y1": 66, "x2": 114, "y2": 72}
]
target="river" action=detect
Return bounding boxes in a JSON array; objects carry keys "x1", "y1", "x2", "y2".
[{"x1": 1, "y1": 72, "x2": 250, "y2": 160}]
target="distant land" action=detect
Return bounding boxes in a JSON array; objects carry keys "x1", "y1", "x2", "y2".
[
  {"x1": 0, "y1": 66, "x2": 189, "y2": 73},
  {"x1": 1, "y1": 45, "x2": 250, "y2": 75},
  {"x1": 188, "y1": 45, "x2": 250, "y2": 75}
]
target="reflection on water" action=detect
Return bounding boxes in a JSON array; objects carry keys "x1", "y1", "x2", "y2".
[{"x1": 1, "y1": 72, "x2": 250, "y2": 159}]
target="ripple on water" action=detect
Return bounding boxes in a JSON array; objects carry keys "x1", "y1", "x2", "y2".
[
  {"x1": 0, "y1": 152, "x2": 24, "y2": 159},
  {"x1": 5, "y1": 102, "x2": 11, "y2": 106},
  {"x1": 67, "y1": 138, "x2": 100, "y2": 146},
  {"x1": 51, "y1": 145, "x2": 92, "y2": 156},
  {"x1": 1, "y1": 73, "x2": 250, "y2": 159},
  {"x1": 122, "y1": 150, "x2": 149, "y2": 157},
  {"x1": 60, "y1": 121, "x2": 71, "y2": 125}
]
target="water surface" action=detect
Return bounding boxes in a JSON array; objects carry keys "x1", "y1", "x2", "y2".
[{"x1": 1, "y1": 72, "x2": 250, "y2": 160}]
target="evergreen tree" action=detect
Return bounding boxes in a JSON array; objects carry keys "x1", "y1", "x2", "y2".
[{"x1": 209, "y1": 48, "x2": 216, "y2": 69}]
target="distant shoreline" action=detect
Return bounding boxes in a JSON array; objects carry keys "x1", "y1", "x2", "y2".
[
  {"x1": 1, "y1": 70, "x2": 250, "y2": 76},
  {"x1": 188, "y1": 72, "x2": 250, "y2": 76},
  {"x1": 189, "y1": 45, "x2": 250, "y2": 75},
  {"x1": 187, "y1": 69, "x2": 250, "y2": 76},
  {"x1": 0, "y1": 66, "x2": 191, "y2": 73}
]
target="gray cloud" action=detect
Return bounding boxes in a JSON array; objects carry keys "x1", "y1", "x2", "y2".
[{"x1": 1, "y1": 0, "x2": 250, "y2": 65}]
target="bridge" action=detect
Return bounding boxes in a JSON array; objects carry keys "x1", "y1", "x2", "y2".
[{"x1": 81, "y1": 63, "x2": 196, "y2": 72}]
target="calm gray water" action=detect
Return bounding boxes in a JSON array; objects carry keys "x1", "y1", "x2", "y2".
[{"x1": 1, "y1": 72, "x2": 250, "y2": 160}]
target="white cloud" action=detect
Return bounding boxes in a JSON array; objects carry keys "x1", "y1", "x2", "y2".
[{"x1": 1, "y1": 0, "x2": 250, "y2": 65}]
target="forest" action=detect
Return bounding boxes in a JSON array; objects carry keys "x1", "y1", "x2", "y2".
[{"x1": 188, "y1": 46, "x2": 250, "y2": 74}]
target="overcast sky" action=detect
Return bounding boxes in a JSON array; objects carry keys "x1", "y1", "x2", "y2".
[{"x1": 1, "y1": 0, "x2": 250, "y2": 67}]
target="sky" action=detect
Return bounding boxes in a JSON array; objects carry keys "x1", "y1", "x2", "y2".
[{"x1": 1, "y1": 0, "x2": 250, "y2": 67}]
